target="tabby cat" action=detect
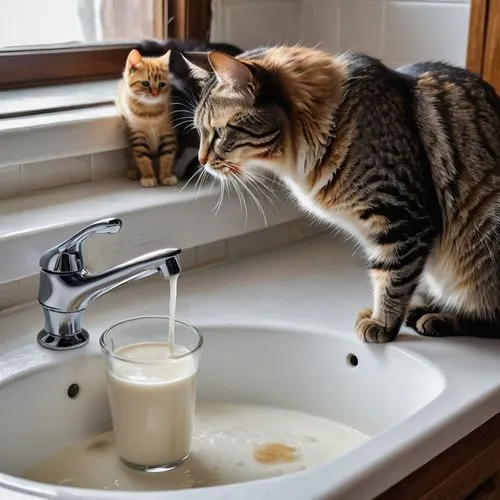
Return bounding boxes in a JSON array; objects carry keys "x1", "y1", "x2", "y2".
[
  {"x1": 116, "y1": 49, "x2": 178, "y2": 187},
  {"x1": 181, "y1": 47, "x2": 500, "y2": 343}
]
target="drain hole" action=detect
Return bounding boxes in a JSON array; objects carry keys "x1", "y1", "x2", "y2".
[
  {"x1": 67, "y1": 383, "x2": 80, "y2": 399},
  {"x1": 346, "y1": 354, "x2": 359, "y2": 367}
]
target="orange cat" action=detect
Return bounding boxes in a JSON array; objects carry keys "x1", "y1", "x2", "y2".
[{"x1": 116, "y1": 49, "x2": 178, "y2": 187}]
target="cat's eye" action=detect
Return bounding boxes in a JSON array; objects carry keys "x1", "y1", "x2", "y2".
[
  {"x1": 158, "y1": 81, "x2": 167, "y2": 88},
  {"x1": 141, "y1": 81, "x2": 150, "y2": 88}
]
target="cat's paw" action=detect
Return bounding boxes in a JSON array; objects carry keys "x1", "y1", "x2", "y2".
[
  {"x1": 415, "y1": 313, "x2": 456, "y2": 337},
  {"x1": 355, "y1": 309, "x2": 397, "y2": 343},
  {"x1": 405, "y1": 305, "x2": 437, "y2": 330},
  {"x1": 355, "y1": 308, "x2": 373, "y2": 325},
  {"x1": 160, "y1": 175, "x2": 178, "y2": 186},
  {"x1": 127, "y1": 170, "x2": 140, "y2": 181},
  {"x1": 140, "y1": 176, "x2": 158, "y2": 188}
]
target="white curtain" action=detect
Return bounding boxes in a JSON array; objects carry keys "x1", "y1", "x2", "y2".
[{"x1": 77, "y1": 0, "x2": 156, "y2": 43}]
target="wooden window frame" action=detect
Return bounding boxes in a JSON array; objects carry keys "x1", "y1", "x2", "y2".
[
  {"x1": 0, "y1": 0, "x2": 212, "y2": 90},
  {"x1": 467, "y1": 0, "x2": 500, "y2": 92},
  {"x1": 467, "y1": 0, "x2": 489, "y2": 76}
]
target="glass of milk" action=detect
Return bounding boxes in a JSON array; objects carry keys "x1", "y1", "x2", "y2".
[{"x1": 100, "y1": 316, "x2": 203, "y2": 472}]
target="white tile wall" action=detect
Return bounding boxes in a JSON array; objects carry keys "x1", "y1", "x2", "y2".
[
  {"x1": 0, "y1": 280, "x2": 20, "y2": 311},
  {"x1": 300, "y1": 0, "x2": 340, "y2": 52},
  {"x1": 226, "y1": 220, "x2": 304, "y2": 258},
  {"x1": 0, "y1": 219, "x2": 324, "y2": 312},
  {"x1": 18, "y1": 274, "x2": 39, "y2": 305},
  {"x1": 91, "y1": 149, "x2": 128, "y2": 180},
  {"x1": 196, "y1": 240, "x2": 227, "y2": 266},
  {"x1": 212, "y1": 0, "x2": 302, "y2": 50},
  {"x1": 339, "y1": 0, "x2": 386, "y2": 58},
  {"x1": 382, "y1": 1, "x2": 470, "y2": 67},
  {"x1": 22, "y1": 155, "x2": 92, "y2": 193},
  {"x1": 0, "y1": 165, "x2": 23, "y2": 199},
  {"x1": 0, "y1": 150, "x2": 128, "y2": 200},
  {"x1": 212, "y1": 0, "x2": 471, "y2": 67},
  {"x1": 181, "y1": 247, "x2": 197, "y2": 269}
]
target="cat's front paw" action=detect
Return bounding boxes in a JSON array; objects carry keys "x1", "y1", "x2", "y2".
[
  {"x1": 355, "y1": 309, "x2": 397, "y2": 343},
  {"x1": 405, "y1": 305, "x2": 436, "y2": 330},
  {"x1": 415, "y1": 313, "x2": 456, "y2": 337},
  {"x1": 140, "y1": 176, "x2": 158, "y2": 188},
  {"x1": 160, "y1": 175, "x2": 178, "y2": 186}
]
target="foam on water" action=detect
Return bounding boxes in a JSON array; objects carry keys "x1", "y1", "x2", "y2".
[{"x1": 23, "y1": 403, "x2": 369, "y2": 491}]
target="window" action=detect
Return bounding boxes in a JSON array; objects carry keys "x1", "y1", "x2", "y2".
[
  {"x1": 1, "y1": 0, "x2": 161, "y2": 49},
  {"x1": 0, "y1": 0, "x2": 212, "y2": 90}
]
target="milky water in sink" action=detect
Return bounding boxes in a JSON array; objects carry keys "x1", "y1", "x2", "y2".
[{"x1": 23, "y1": 403, "x2": 368, "y2": 491}]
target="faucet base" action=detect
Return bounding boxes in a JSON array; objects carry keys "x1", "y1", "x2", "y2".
[{"x1": 37, "y1": 329, "x2": 90, "y2": 350}]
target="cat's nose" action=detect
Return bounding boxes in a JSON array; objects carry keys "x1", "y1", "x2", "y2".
[{"x1": 198, "y1": 150, "x2": 208, "y2": 165}]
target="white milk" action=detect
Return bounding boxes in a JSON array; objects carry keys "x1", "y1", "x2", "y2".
[
  {"x1": 168, "y1": 274, "x2": 178, "y2": 347},
  {"x1": 107, "y1": 341, "x2": 196, "y2": 467}
]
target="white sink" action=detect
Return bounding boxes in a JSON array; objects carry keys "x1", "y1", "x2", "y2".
[
  {"x1": 0, "y1": 323, "x2": 445, "y2": 500},
  {"x1": 3, "y1": 236, "x2": 500, "y2": 499}
]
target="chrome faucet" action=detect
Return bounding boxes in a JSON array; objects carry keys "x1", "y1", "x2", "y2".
[{"x1": 37, "y1": 217, "x2": 181, "y2": 351}]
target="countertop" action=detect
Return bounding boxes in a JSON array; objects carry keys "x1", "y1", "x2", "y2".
[{"x1": 2, "y1": 234, "x2": 500, "y2": 499}]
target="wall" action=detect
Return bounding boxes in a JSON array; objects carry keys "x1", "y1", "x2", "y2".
[
  {"x1": 211, "y1": 0, "x2": 471, "y2": 68},
  {"x1": 211, "y1": 0, "x2": 302, "y2": 51}
]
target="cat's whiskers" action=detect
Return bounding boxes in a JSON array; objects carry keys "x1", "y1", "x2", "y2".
[
  {"x1": 206, "y1": 160, "x2": 273, "y2": 223},
  {"x1": 218, "y1": 161, "x2": 277, "y2": 208},
  {"x1": 245, "y1": 168, "x2": 280, "y2": 185},
  {"x1": 171, "y1": 94, "x2": 198, "y2": 119},
  {"x1": 245, "y1": 170, "x2": 279, "y2": 198},
  {"x1": 180, "y1": 166, "x2": 203, "y2": 192},
  {"x1": 214, "y1": 177, "x2": 226, "y2": 214},
  {"x1": 185, "y1": 88, "x2": 200, "y2": 110},
  {"x1": 227, "y1": 173, "x2": 248, "y2": 223},
  {"x1": 171, "y1": 116, "x2": 195, "y2": 126},
  {"x1": 170, "y1": 117, "x2": 197, "y2": 134},
  {"x1": 244, "y1": 173, "x2": 277, "y2": 209},
  {"x1": 175, "y1": 123, "x2": 197, "y2": 134},
  {"x1": 204, "y1": 162, "x2": 249, "y2": 221},
  {"x1": 196, "y1": 167, "x2": 209, "y2": 190},
  {"x1": 218, "y1": 165, "x2": 267, "y2": 225},
  {"x1": 170, "y1": 100, "x2": 196, "y2": 110},
  {"x1": 233, "y1": 172, "x2": 268, "y2": 226}
]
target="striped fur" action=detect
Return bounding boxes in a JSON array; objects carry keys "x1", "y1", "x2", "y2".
[
  {"x1": 116, "y1": 49, "x2": 178, "y2": 187},
  {"x1": 186, "y1": 47, "x2": 500, "y2": 343}
]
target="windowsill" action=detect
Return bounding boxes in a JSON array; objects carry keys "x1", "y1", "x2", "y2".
[
  {"x1": 0, "y1": 104, "x2": 125, "y2": 168},
  {"x1": 0, "y1": 80, "x2": 118, "y2": 118},
  {"x1": 0, "y1": 80, "x2": 124, "y2": 168}
]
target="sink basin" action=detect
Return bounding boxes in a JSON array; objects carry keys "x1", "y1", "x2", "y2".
[{"x1": 0, "y1": 323, "x2": 445, "y2": 499}]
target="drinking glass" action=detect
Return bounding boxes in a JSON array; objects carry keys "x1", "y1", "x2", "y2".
[{"x1": 100, "y1": 316, "x2": 202, "y2": 472}]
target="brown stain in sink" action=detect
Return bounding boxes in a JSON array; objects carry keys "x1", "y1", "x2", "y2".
[{"x1": 253, "y1": 443, "x2": 298, "y2": 464}]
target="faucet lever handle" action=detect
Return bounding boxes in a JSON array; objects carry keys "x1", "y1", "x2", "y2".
[{"x1": 39, "y1": 217, "x2": 123, "y2": 273}]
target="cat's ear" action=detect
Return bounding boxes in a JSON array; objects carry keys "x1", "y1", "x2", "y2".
[
  {"x1": 180, "y1": 52, "x2": 213, "y2": 80},
  {"x1": 126, "y1": 49, "x2": 143, "y2": 72},
  {"x1": 158, "y1": 49, "x2": 171, "y2": 68},
  {"x1": 208, "y1": 51, "x2": 256, "y2": 95}
]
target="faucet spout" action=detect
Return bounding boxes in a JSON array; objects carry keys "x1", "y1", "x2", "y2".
[
  {"x1": 36, "y1": 218, "x2": 182, "y2": 350},
  {"x1": 56, "y1": 248, "x2": 180, "y2": 312}
]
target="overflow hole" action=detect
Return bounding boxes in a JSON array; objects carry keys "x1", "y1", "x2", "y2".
[
  {"x1": 346, "y1": 354, "x2": 359, "y2": 367},
  {"x1": 67, "y1": 383, "x2": 80, "y2": 399}
]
